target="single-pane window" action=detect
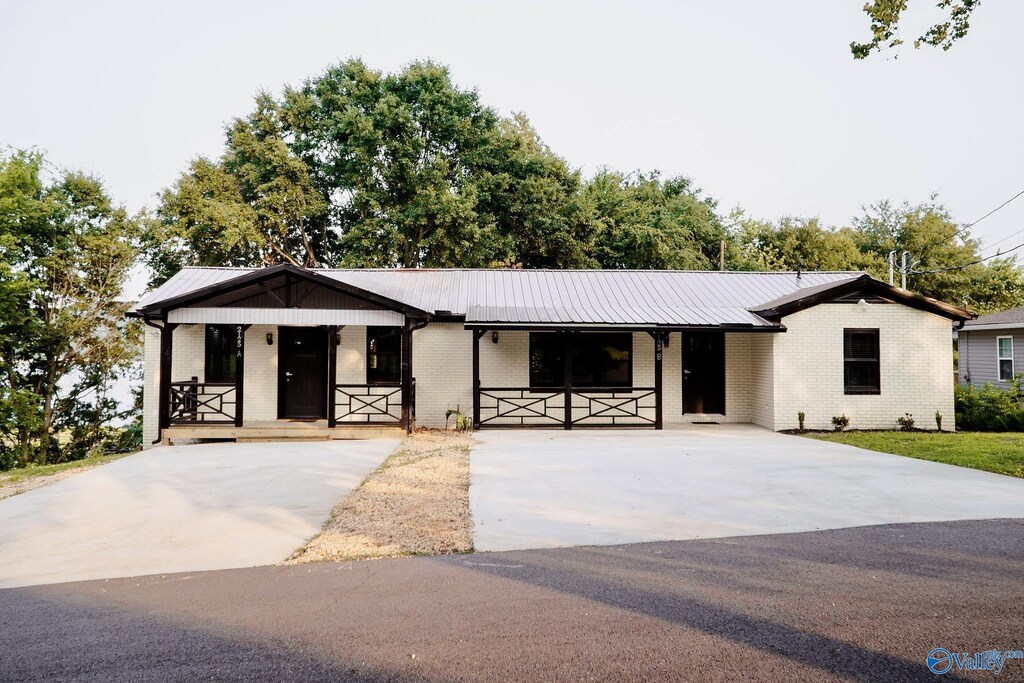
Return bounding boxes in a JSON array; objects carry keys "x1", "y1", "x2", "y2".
[
  {"x1": 998, "y1": 336, "x2": 1014, "y2": 381},
  {"x1": 844, "y1": 328, "x2": 880, "y2": 395},
  {"x1": 529, "y1": 333, "x2": 632, "y2": 389},
  {"x1": 367, "y1": 326, "x2": 401, "y2": 384},
  {"x1": 205, "y1": 325, "x2": 238, "y2": 383}
]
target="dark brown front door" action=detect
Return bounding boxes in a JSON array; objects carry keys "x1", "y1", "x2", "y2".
[
  {"x1": 682, "y1": 331, "x2": 725, "y2": 414},
  {"x1": 279, "y1": 327, "x2": 327, "y2": 419}
]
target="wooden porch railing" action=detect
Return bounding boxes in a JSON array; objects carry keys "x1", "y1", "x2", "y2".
[
  {"x1": 333, "y1": 383, "x2": 403, "y2": 425},
  {"x1": 168, "y1": 377, "x2": 237, "y2": 425},
  {"x1": 477, "y1": 386, "x2": 657, "y2": 428}
]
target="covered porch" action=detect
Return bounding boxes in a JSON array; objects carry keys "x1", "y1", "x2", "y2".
[{"x1": 135, "y1": 265, "x2": 427, "y2": 445}]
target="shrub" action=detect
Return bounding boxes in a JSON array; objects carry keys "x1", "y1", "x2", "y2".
[
  {"x1": 935, "y1": 411, "x2": 943, "y2": 431},
  {"x1": 445, "y1": 407, "x2": 471, "y2": 432},
  {"x1": 955, "y1": 377, "x2": 1024, "y2": 431},
  {"x1": 831, "y1": 414, "x2": 850, "y2": 432},
  {"x1": 896, "y1": 413, "x2": 915, "y2": 431},
  {"x1": 797, "y1": 411, "x2": 805, "y2": 432}
]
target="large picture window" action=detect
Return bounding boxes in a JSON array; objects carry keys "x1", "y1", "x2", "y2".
[
  {"x1": 998, "y1": 336, "x2": 1014, "y2": 381},
  {"x1": 367, "y1": 326, "x2": 402, "y2": 384},
  {"x1": 205, "y1": 325, "x2": 238, "y2": 383},
  {"x1": 529, "y1": 333, "x2": 632, "y2": 389},
  {"x1": 843, "y1": 328, "x2": 880, "y2": 395}
]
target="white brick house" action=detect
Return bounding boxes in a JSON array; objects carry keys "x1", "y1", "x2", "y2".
[{"x1": 129, "y1": 265, "x2": 972, "y2": 446}]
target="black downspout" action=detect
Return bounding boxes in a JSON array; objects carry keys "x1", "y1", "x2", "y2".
[
  {"x1": 145, "y1": 317, "x2": 178, "y2": 445},
  {"x1": 401, "y1": 318, "x2": 430, "y2": 433}
]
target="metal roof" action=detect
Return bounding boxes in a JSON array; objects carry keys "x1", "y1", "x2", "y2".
[{"x1": 134, "y1": 267, "x2": 865, "y2": 328}]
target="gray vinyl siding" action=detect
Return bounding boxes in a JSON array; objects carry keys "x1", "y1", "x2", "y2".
[{"x1": 960, "y1": 329, "x2": 1022, "y2": 387}]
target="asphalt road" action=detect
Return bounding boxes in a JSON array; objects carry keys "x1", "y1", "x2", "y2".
[{"x1": 2, "y1": 519, "x2": 1022, "y2": 682}]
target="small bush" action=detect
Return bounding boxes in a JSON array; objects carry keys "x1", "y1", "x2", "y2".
[
  {"x1": 896, "y1": 413, "x2": 915, "y2": 431},
  {"x1": 831, "y1": 414, "x2": 850, "y2": 432},
  {"x1": 935, "y1": 411, "x2": 943, "y2": 431},
  {"x1": 797, "y1": 411, "x2": 805, "y2": 432},
  {"x1": 445, "y1": 407, "x2": 471, "y2": 432}
]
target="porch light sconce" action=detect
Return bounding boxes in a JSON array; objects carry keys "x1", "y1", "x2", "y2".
[
  {"x1": 266, "y1": 332, "x2": 273, "y2": 346},
  {"x1": 491, "y1": 330, "x2": 499, "y2": 344}
]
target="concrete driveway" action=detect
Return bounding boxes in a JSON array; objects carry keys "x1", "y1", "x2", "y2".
[
  {"x1": 470, "y1": 425, "x2": 1024, "y2": 551},
  {"x1": 0, "y1": 439, "x2": 397, "y2": 588}
]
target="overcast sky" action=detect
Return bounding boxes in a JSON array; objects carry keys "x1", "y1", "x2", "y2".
[{"x1": 3, "y1": 0, "x2": 1023, "y2": 272}]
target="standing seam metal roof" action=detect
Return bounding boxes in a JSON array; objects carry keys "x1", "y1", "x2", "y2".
[{"x1": 132, "y1": 267, "x2": 865, "y2": 327}]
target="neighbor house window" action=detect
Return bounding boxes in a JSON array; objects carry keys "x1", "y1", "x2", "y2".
[
  {"x1": 844, "y1": 328, "x2": 880, "y2": 395},
  {"x1": 205, "y1": 325, "x2": 238, "y2": 383},
  {"x1": 529, "y1": 333, "x2": 632, "y2": 389},
  {"x1": 998, "y1": 336, "x2": 1014, "y2": 381},
  {"x1": 367, "y1": 326, "x2": 401, "y2": 384}
]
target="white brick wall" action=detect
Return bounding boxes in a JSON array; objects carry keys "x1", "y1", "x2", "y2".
[
  {"x1": 771, "y1": 304, "x2": 954, "y2": 431},
  {"x1": 749, "y1": 334, "x2": 775, "y2": 429},
  {"x1": 412, "y1": 323, "x2": 473, "y2": 428}
]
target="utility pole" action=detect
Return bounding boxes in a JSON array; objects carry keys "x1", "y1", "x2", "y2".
[
  {"x1": 901, "y1": 251, "x2": 909, "y2": 290},
  {"x1": 887, "y1": 251, "x2": 896, "y2": 286},
  {"x1": 719, "y1": 239, "x2": 725, "y2": 271}
]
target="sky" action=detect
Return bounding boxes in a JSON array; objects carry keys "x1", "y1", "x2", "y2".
[{"x1": 3, "y1": 0, "x2": 1024, "y2": 286}]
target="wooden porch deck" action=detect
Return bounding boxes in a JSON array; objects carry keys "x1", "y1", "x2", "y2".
[{"x1": 162, "y1": 420, "x2": 403, "y2": 445}]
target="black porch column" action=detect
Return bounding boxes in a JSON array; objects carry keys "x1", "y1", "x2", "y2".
[
  {"x1": 400, "y1": 319, "x2": 414, "y2": 433},
  {"x1": 563, "y1": 332, "x2": 573, "y2": 430},
  {"x1": 327, "y1": 325, "x2": 338, "y2": 428},
  {"x1": 234, "y1": 325, "x2": 249, "y2": 428},
  {"x1": 652, "y1": 331, "x2": 664, "y2": 430},
  {"x1": 157, "y1": 321, "x2": 179, "y2": 441},
  {"x1": 472, "y1": 329, "x2": 485, "y2": 429}
]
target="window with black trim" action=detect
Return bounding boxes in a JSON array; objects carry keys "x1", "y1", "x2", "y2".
[
  {"x1": 844, "y1": 328, "x2": 880, "y2": 395},
  {"x1": 205, "y1": 325, "x2": 238, "y2": 383},
  {"x1": 367, "y1": 326, "x2": 402, "y2": 384},
  {"x1": 529, "y1": 333, "x2": 632, "y2": 389}
]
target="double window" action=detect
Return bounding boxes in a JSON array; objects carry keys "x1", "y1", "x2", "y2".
[
  {"x1": 205, "y1": 325, "x2": 239, "y2": 383},
  {"x1": 529, "y1": 332, "x2": 632, "y2": 389},
  {"x1": 367, "y1": 326, "x2": 402, "y2": 384},
  {"x1": 998, "y1": 336, "x2": 1015, "y2": 381},
  {"x1": 843, "y1": 328, "x2": 880, "y2": 395}
]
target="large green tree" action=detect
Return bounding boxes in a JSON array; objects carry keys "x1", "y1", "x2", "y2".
[{"x1": 0, "y1": 150, "x2": 140, "y2": 468}]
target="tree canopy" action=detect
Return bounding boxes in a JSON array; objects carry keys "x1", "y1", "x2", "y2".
[{"x1": 0, "y1": 150, "x2": 141, "y2": 468}]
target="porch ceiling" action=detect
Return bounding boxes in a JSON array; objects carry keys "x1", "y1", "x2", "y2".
[{"x1": 167, "y1": 307, "x2": 404, "y2": 325}]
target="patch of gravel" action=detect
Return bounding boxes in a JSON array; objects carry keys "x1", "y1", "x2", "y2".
[{"x1": 287, "y1": 430, "x2": 474, "y2": 564}]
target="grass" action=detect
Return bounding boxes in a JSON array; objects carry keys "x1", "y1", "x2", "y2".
[
  {"x1": 804, "y1": 431, "x2": 1024, "y2": 478},
  {"x1": 0, "y1": 452, "x2": 132, "y2": 485}
]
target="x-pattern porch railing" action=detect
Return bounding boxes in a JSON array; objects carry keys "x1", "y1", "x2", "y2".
[
  {"x1": 333, "y1": 383, "x2": 402, "y2": 424},
  {"x1": 168, "y1": 379, "x2": 237, "y2": 424},
  {"x1": 477, "y1": 386, "x2": 656, "y2": 428}
]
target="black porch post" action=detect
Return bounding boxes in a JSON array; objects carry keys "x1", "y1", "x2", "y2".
[
  {"x1": 652, "y1": 331, "x2": 664, "y2": 430},
  {"x1": 327, "y1": 325, "x2": 338, "y2": 428},
  {"x1": 157, "y1": 321, "x2": 179, "y2": 441},
  {"x1": 563, "y1": 332, "x2": 573, "y2": 430},
  {"x1": 234, "y1": 325, "x2": 248, "y2": 428},
  {"x1": 400, "y1": 319, "x2": 414, "y2": 433},
  {"x1": 472, "y1": 329, "x2": 485, "y2": 429}
]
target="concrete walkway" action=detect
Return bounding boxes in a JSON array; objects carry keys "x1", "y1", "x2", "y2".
[
  {"x1": 470, "y1": 426, "x2": 1024, "y2": 551},
  {"x1": 0, "y1": 439, "x2": 397, "y2": 588}
]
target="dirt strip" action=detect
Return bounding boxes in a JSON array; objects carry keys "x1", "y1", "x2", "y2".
[{"x1": 287, "y1": 430, "x2": 473, "y2": 563}]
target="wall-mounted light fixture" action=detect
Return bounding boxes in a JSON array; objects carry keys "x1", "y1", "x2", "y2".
[
  {"x1": 491, "y1": 330, "x2": 499, "y2": 344},
  {"x1": 266, "y1": 332, "x2": 274, "y2": 345}
]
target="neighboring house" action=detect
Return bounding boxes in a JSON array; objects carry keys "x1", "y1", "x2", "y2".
[
  {"x1": 958, "y1": 305, "x2": 1024, "y2": 388},
  {"x1": 127, "y1": 265, "x2": 972, "y2": 446}
]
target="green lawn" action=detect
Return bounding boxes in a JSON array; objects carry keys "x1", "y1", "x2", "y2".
[
  {"x1": 804, "y1": 431, "x2": 1024, "y2": 478},
  {"x1": 0, "y1": 452, "x2": 132, "y2": 486}
]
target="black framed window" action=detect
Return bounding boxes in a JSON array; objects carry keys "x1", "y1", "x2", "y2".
[
  {"x1": 844, "y1": 328, "x2": 880, "y2": 395},
  {"x1": 205, "y1": 325, "x2": 238, "y2": 383},
  {"x1": 529, "y1": 332, "x2": 632, "y2": 389},
  {"x1": 367, "y1": 326, "x2": 401, "y2": 384}
]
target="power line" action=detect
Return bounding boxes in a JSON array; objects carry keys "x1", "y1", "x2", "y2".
[
  {"x1": 912, "y1": 238, "x2": 1024, "y2": 275},
  {"x1": 979, "y1": 222, "x2": 1024, "y2": 251},
  {"x1": 917, "y1": 187, "x2": 1024, "y2": 258}
]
